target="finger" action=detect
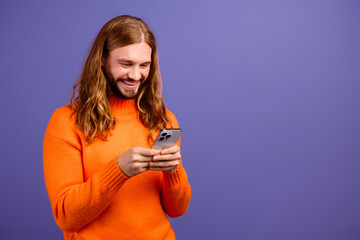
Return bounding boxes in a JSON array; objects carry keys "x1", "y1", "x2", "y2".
[
  {"x1": 133, "y1": 162, "x2": 150, "y2": 171},
  {"x1": 160, "y1": 145, "x2": 180, "y2": 155},
  {"x1": 149, "y1": 160, "x2": 179, "y2": 168},
  {"x1": 152, "y1": 153, "x2": 181, "y2": 161},
  {"x1": 132, "y1": 147, "x2": 161, "y2": 157},
  {"x1": 133, "y1": 155, "x2": 153, "y2": 162}
]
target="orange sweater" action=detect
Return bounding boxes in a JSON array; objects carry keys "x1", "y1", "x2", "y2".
[{"x1": 43, "y1": 97, "x2": 191, "y2": 240}]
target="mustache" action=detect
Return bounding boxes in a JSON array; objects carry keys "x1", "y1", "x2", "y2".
[{"x1": 117, "y1": 77, "x2": 145, "y2": 82}]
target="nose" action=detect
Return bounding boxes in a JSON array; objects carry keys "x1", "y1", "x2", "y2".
[{"x1": 128, "y1": 66, "x2": 141, "y2": 81}]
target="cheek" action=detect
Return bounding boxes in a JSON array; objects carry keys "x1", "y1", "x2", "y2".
[
  {"x1": 110, "y1": 67, "x2": 127, "y2": 79},
  {"x1": 142, "y1": 69, "x2": 151, "y2": 78}
]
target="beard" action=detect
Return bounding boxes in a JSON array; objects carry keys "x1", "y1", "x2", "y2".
[{"x1": 103, "y1": 68, "x2": 143, "y2": 100}]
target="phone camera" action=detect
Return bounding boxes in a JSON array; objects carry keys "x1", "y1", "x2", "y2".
[{"x1": 166, "y1": 135, "x2": 171, "y2": 139}]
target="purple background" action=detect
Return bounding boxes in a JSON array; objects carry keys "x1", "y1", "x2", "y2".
[{"x1": 1, "y1": 0, "x2": 360, "y2": 239}]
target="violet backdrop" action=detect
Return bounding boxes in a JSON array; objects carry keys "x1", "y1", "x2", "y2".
[{"x1": 1, "y1": 0, "x2": 359, "y2": 239}]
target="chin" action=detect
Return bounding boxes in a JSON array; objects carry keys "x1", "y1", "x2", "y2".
[
  {"x1": 118, "y1": 89, "x2": 138, "y2": 99},
  {"x1": 114, "y1": 82, "x2": 138, "y2": 99}
]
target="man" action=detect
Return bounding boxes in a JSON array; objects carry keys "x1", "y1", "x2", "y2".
[{"x1": 43, "y1": 15, "x2": 191, "y2": 240}]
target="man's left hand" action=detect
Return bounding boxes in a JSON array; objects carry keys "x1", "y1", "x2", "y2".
[{"x1": 150, "y1": 145, "x2": 181, "y2": 174}]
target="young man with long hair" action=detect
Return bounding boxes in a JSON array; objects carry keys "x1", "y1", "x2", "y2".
[{"x1": 43, "y1": 15, "x2": 191, "y2": 239}]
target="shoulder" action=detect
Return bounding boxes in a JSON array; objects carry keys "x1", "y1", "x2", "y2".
[
  {"x1": 47, "y1": 105, "x2": 76, "y2": 129},
  {"x1": 44, "y1": 104, "x2": 82, "y2": 142},
  {"x1": 165, "y1": 108, "x2": 180, "y2": 128}
]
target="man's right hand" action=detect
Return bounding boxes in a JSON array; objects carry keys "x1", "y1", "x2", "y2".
[{"x1": 116, "y1": 147, "x2": 161, "y2": 177}]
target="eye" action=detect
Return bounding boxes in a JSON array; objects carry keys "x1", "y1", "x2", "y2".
[
  {"x1": 121, "y1": 63, "x2": 131, "y2": 67},
  {"x1": 140, "y1": 63, "x2": 150, "y2": 68}
]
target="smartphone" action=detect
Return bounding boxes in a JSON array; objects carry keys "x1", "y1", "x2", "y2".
[{"x1": 152, "y1": 128, "x2": 182, "y2": 149}]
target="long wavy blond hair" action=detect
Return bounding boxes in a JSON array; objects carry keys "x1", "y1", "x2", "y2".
[{"x1": 71, "y1": 15, "x2": 171, "y2": 143}]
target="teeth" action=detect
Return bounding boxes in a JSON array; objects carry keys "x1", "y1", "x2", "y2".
[{"x1": 122, "y1": 80, "x2": 137, "y2": 86}]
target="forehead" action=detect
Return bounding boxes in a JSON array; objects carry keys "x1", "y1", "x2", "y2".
[{"x1": 108, "y1": 41, "x2": 152, "y2": 62}]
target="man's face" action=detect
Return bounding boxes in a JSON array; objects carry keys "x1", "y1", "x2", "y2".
[{"x1": 103, "y1": 41, "x2": 152, "y2": 99}]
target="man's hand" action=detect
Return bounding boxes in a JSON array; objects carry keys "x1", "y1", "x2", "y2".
[
  {"x1": 117, "y1": 147, "x2": 161, "y2": 177},
  {"x1": 150, "y1": 145, "x2": 181, "y2": 174}
]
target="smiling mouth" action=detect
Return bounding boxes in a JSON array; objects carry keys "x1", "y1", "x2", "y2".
[
  {"x1": 119, "y1": 79, "x2": 139, "y2": 89},
  {"x1": 121, "y1": 79, "x2": 137, "y2": 86}
]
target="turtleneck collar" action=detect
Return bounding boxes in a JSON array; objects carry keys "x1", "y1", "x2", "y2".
[{"x1": 108, "y1": 96, "x2": 138, "y2": 117}]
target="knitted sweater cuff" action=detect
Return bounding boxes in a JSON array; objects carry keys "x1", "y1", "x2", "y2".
[
  {"x1": 97, "y1": 158, "x2": 129, "y2": 192},
  {"x1": 163, "y1": 164, "x2": 187, "y2": 186}
]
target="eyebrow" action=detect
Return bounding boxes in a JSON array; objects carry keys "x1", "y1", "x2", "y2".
[{"x1": 117, "y1": 58, "x2": 152, "y2": 64}]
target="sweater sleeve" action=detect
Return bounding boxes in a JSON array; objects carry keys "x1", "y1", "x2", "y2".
[
  {"x1": 160, "y1": 110, "x2": 192, "y2": 218},
  {"x1": 43, "y1": 107, "x2": 129, "y2": 232}
]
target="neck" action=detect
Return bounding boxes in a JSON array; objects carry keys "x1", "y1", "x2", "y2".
[{"x1": 108, "y1": 95, "x2": 137, "y2": 117}]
